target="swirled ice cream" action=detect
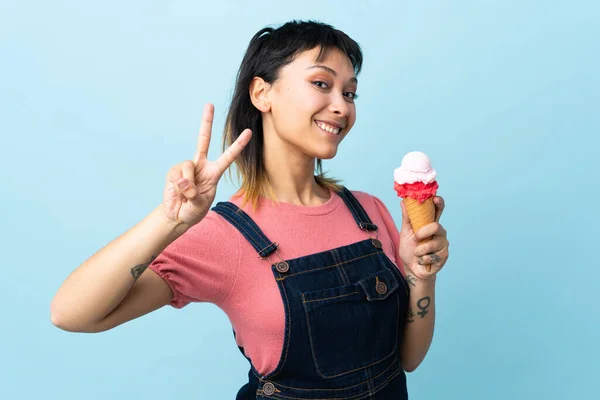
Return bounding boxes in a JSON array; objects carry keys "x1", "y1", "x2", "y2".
[{"x1": 393, "y1": 151, "x2": 439, "y2": 203}]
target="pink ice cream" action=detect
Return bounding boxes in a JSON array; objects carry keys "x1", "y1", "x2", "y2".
[{"x1": 393, "y1": 151, "x2": 439, "y2": 203}]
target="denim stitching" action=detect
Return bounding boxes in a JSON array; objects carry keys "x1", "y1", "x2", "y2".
[
  {"x1": 266, "y1": 367, "x2": 401, "y2": 400},
  {"x1": 218, "y1": 203, "x2": 270, "y2": 248},
  {"x1": 338, "y1": 188, "x2": 363, "y2": 223},
  {"x1": 377, "y1": 252, "x2": 410, "y2": 298},
  {"x1": 394, "y1": 286, "x2": 400, "y2": 350},
  {"x1": 216, "y1": 204, "x2": 274, "y2": 253},
  {"x1": 263, "y1": 279, "x2": 292, "y2": 381},
  {"x1": 278, "y1": 251, "x2": 383, "y2": 279},
  {"x1": 357, "y1": 279, "x2": 398, "y2": 301},
  {"x1": 331, "y1": 249, "x2": 349, "y2": 285},
  {"x1": 364, "y1": 365, "x2": 373, "y2": 397},
  {"x1": 218, "y1": 203, "x2": 272, "y2": 249},
  {"x1": 218, "y1": 202, "x2": 269, "y2": 244},
  {"x1": 338, "y1": 265, "x2": 350, "y2": 286},
  {"x1": 301, "y1": 292, "x2": 321, "y2": 376},
  {"x1": 311, "y1": 325, "x2": 398, "y2": 380},
  {"x1": 257, "y1": 243, "x2": 279, "y2": 259},
  {"x1": 262, "y1": 358, "x2": 399, "y2": 391},
  {"x1": 302, "y1": 291, "x2": 359, "y2": 304},
  {"x1": 338, "y1": 188, "x2": 364, "y2": 226},
  {"x1": 223, "y1": 214, "x2": 263, "y2": 249},
  {"x1": 340, "y1": 188, "x2": 370, "y2": 225},
  {"x1": 302, "y1": 287, "x2": 401, "y2": 379},
  {"x1": 344, "y1": 189, "x2": 374, "y2": 226},
  {"x1": 364, "y1": 261, "x2": 401, "y2": 353},
  {"x1": 356, "y1": 268, "x2": 399, "y2": 301},
  {"x1": 213, "y1": 205, "x2": 262, "y2": 249}
]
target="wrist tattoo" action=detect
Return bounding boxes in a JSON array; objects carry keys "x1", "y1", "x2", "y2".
[
  {"x1": 417, "y1": 296, "x2": 431, "y2": 319},
  {"x1": 131, "y1": 256, "x2": 157, "y2": 280},
  {"x1": 406, "y1": 274, "x2": 417, "y2": 287},
  {"x1": 407, "y1": 308, "x2": 415, "y2": 323}
]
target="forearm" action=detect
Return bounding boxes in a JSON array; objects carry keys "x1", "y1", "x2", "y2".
[
  {"x1": 401, "y1": 272, "x2": 436, "y2": 372},
  {"x1": 51, "y1": 205, "x2": 188, "y2": 329}
]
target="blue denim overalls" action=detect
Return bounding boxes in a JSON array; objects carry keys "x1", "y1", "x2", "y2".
[{"x1": 212, "y1": 187, "x2": 410, "y2": 399}]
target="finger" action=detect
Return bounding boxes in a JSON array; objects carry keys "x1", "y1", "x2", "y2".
[
  {"x1": 167, "y1": 165, "x2": 186, "y2": 198},
  {"x1": 417, "y1": 252, "x2": 443, "y2": 266},
  {"x1": 434, "y1": 196, "x2": 445, "y2": 222},
  {"x1": 194, "y1": 103, "x2": 214, "y2": 163},
  {"x1": 167, "y1": 165, "x2": 183, "y2": 186},
  {"x1": 215, "y1": 129, "x2": 252, "y2": 176},
  {"x1": 179, "y1": 160, "x2": 198, "y2": 200},
  {"x1": 414, "y1": 222, "x2": 447, "y2": 242},
  {"x1": 424, "y1": 261, "x2": 443, "y2": 273},
  {"x1": 414, "y1": 238, "x2": 447, "y2": 258},
  {"x1": 416, "y1": 257, "x2": 443, "y2": 274}
]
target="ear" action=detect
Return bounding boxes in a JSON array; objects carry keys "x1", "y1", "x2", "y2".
[{"x1": 249, "y1": 77, "x2": 271, "y2": 112}]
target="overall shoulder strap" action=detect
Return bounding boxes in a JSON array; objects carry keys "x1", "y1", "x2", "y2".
[
  {"x1": 211, "y1": 202, "x2": 279, "y2": 259},
  {"x1": 337, "y1": 187, "x2": 378, "y2": 232}
]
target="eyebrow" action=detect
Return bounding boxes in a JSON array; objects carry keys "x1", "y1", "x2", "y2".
[{"x1": 306, "y1": 65, "x2": 358, "y2": 84}]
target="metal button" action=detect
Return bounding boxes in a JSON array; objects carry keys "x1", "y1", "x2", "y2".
[
  {"x1": 276, "y1": 261, "x2": 289, "y2": 273},
  {"x1": 372, "y1": 239, "x2": 382, "y2": 249},
  {"x1": 263, "y1": 382, "x2": 275, "y2": 396},
  {"x1": 376, "y1": 281, "x2": 388, "y2": 295}
]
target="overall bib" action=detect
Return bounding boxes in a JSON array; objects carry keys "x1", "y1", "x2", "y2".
[{"x1": 212, "y1": 187, "x2": 410, "y2": 399}]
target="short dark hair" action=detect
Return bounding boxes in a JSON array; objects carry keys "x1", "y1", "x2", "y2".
[{"x1": 222, "y1": 20, "x2": 363, "y2": 209}]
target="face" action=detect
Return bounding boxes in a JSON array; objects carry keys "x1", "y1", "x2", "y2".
[{"x1": 264, "y1": 47, "x2": 358, "y2": 160}]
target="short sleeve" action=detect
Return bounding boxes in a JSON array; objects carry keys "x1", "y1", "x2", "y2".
[
  {"x1": 371, "y1": 195, "x2": 406, "y2": 277},
  {"x1": 149, "y1": 211, "x2": 240, "y2": 309}
]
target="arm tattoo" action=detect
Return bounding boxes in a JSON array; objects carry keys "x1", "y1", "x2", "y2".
[
  {"x1": 131, "y1": 256, "x2": 157, "y2": 280},
  {"x1": 407, "y1": 308, "x2": 415, "y2": 323},
  {"x1": 417, "y1": 296, "x2": 431, "y2": 319},
  {"x1": 406, "y1": 274, "x2": 417, "y2": 287}
]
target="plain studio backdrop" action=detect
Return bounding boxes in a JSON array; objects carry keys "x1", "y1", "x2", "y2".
[{"x1": 1, "y1": 1, "x2": 598, "y2": 399}]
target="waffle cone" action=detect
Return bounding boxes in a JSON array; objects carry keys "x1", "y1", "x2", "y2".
[{"x1": 404, "y1": 197, "x2": 436, "y2": 271}]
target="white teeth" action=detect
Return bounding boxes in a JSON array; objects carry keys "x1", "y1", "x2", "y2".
[{"x1": 317, "y1": 121, "x2": 341, "y2": 135}]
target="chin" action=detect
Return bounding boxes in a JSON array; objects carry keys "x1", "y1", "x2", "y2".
[{"x1": 313, "y1": 147, "x2": 338, "y2": 160}]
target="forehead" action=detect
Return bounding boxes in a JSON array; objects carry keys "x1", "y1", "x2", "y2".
[{"x1": 286, "y1": 47, "x2": 356, "y2": 78}]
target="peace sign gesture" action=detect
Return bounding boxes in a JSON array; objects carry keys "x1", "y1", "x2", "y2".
[{"x1": 161, "y1": 103, "x2": 252, "y2": 227}]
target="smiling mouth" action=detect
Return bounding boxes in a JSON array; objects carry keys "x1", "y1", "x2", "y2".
[{"x1": 315, "y1": 120, "x2": 342, "y2": 135}]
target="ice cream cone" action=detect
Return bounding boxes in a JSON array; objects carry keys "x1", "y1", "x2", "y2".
[
  {"x1": 394, "y1": 151, "x2": 439, "y2": 272},
  {"x1": 404, "y1": 197, "x2": 435, "y2": 271}
]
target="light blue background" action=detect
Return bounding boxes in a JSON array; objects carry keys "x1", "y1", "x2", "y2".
[{"x1": 1, "y1": 0, "x2": 598, "y2": 398}]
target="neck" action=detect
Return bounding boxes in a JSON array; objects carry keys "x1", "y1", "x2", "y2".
[{"x1": 262, "y1": 131, "x2": 330, "y2": 207}]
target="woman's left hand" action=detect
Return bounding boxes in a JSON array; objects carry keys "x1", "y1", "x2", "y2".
[{"x1": 398, "y1": 196, "x2": 449, "y2": 280}]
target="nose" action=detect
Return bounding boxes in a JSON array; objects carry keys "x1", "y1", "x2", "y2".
[{"x1": 328, "y1": 92, "x2": 351, "y2": 117}]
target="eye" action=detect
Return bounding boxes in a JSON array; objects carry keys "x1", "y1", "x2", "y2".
[
  {"x1": 344, "y1": 91, "x2": 359, "y2": 101},
  {"x1": 312, "y1": 80, "x2": 329, "y2": 89}
]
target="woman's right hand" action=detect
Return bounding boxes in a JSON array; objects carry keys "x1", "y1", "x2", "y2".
[{"x1": 161, "y1": 103, "x2": 252, "y2": 228}]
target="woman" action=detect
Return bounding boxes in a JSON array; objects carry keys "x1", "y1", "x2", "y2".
[{"x1": 51, "y1": 20, "x2": 450, "y2": 399}]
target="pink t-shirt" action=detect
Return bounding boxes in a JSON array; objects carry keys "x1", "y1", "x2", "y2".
[{"x1": 149, "y1": 189, "x2": 405, "y2": 375}]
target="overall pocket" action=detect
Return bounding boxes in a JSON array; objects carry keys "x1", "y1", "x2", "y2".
[{"x1": 301, "y1": 267, "x2": 401, "y2": 378}]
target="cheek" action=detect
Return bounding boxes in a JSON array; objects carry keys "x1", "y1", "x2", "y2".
[
  {"x1": 293, "y1": 83, "x2": 322, "y2": 110},
  {"x1": 347, "y1": 107, "x2": 357, "y2": 129},
  {"x1": 271, "y1": 88, "x2": 309, "y2": 134},
  {"x1": 283, "y1": 86, "x2": 321, "y2": 123}
]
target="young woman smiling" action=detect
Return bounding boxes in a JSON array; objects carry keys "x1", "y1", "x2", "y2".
[{"x1": 51, "y1": 20, "x2": 450, "y2": 399}]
